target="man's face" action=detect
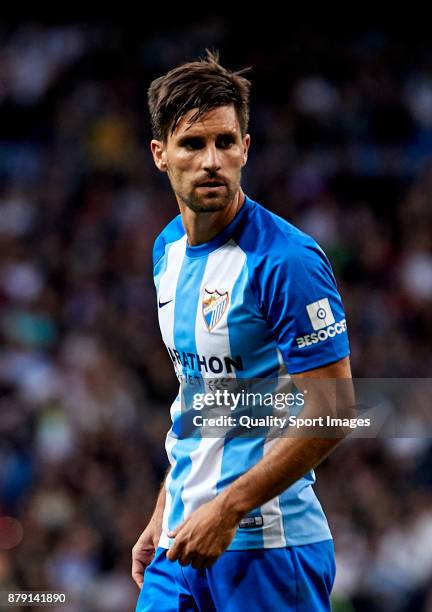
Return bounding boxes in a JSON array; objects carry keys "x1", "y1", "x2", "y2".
[{"x1": 151, "y1": 105, "x2": 250, "y2": 213}]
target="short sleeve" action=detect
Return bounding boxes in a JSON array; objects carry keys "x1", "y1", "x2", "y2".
[
  {"x1": 260, "y1": 238, "x2": 350, "y2": 374},
  {"x1": 153, "y1": 214, "x2": 185, "y2": 270}
]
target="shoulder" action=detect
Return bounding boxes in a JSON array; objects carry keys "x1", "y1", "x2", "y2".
[
  {"x1": 238, "y1": 197, "x2": 328, "y2": 271},
  {"x1": 153, "y1": 214, "x2": 185, "y2": 267}
]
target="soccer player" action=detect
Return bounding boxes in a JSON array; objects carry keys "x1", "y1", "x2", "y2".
[{"x1": 132, "y1": 50, "x2": 352, "y2": 611}]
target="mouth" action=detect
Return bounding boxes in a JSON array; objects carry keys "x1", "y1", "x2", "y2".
[{"x1": 195, "y1": 181, "x2": 226, "y2": 190}]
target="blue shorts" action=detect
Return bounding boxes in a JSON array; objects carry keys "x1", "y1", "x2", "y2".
[{"x1": 136, "y1": 540, "x2": 335, "y2": 612}]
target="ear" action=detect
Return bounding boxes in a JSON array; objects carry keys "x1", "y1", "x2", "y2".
[
  {"x1": 150, "y1": 139, "x2": 168, "y2": 172},
  {"x1": 241, "y1": 134, "x2": 251, "y2": 167}
]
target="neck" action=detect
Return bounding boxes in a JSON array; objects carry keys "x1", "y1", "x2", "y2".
[{"x1": 179, "y1": 189, "x2": 245, "y2": 246}]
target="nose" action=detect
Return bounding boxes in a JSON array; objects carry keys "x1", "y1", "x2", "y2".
[{"x1": 202, "y1": 143, "x2": 221, "y2": 173}]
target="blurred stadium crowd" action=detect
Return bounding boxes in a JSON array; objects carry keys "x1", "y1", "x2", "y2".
[{"x1": 0, "y1": 22, "x2": 431, "y2": 611}]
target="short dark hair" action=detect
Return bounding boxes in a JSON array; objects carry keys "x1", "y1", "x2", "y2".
[{"x1": 148, "y1": 50, "x2": 251, "y2": 142}]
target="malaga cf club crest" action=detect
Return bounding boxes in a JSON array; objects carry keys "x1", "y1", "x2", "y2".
[{"x1": 202, "y1": 289, "x2": 229, "y2": 332}]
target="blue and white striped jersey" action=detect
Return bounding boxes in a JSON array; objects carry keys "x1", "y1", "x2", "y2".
[{"x1": 153, "y1": 195, "x2": 350, "y2": 550}]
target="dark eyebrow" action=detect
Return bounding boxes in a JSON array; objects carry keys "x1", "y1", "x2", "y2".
[
  {"x1": 216, "y1": 132, "x2": 236, "y2": 140},
  {"x1": 177, "y1": 131, "x2": 237, "y2": 146},
  {"x1": 177, "y1": 135, "x2": 205, "y2": 146}
]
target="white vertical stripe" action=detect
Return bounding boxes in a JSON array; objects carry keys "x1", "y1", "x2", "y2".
[
  {"x1": 181, "y1": 241, "x2": 247, "y2": 518},
  {"x1": 157, "y1": 235, "x2": 187, "y2": 339},
  {"x1": 158, "y1": 429, "x2": 177, "y2": 548}
]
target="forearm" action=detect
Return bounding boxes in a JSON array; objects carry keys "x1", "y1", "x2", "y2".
[
  {"x1": 218, "y1": 436, "x2": 339, "y2": 520},
  {"x1": 151, "y1": 474, "x2": 168, "y2": 523},
  {"x1": 132, "y1": 472, "x2": 169, "y2": 586},
  {"x1": 218, "y1": 359, "x2": 353, "y2": 520},
  {"x1": 165, "y1": 359, "x2": 353, "y2": 568}
]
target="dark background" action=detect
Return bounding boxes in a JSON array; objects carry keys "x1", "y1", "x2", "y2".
[{"x1": 0, "y1": 21, "x2": 431, "y2": 611}]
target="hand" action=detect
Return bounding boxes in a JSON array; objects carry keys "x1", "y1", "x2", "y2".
[
  {"x1": 132, "y1": 517, "x2": 162, "y2": 588},
  {"x1": 166, "y1": 497, "x2": 240, "y2": 569}
]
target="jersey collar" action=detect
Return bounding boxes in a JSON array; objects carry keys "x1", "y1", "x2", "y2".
[{"x1": 185, "y1": 195, "x2": 253, "y2": 258}]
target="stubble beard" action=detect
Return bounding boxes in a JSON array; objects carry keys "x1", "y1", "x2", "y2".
[{"x1": 176, "y1": 182, "x2": 238, "y2": 214}]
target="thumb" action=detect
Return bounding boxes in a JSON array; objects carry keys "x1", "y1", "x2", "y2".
[{"x1": 167, "y1": 525, "x2": 180, "y2": 538}]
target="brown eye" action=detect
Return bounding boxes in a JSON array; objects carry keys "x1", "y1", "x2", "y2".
[
  {"x1": 217, "y1": 136, "x2": 235, "y2": 148},
  {"x1": 181, "y1": 138, "x2": 204, "y2": 150}
]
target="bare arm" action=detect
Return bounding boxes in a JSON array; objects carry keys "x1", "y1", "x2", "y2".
[
  {"x1": 167, "y1": 356, "x2": 353, "y2": 568},
  {"x1": 132, "y1": 474, "x2": 167, "y2": 588},
  {"x1": 151, "y1": 481, "x2": 167, "y2": 527},
  {"x1": 218, "y1": 356, "x2": 352, "y2": 517}
]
